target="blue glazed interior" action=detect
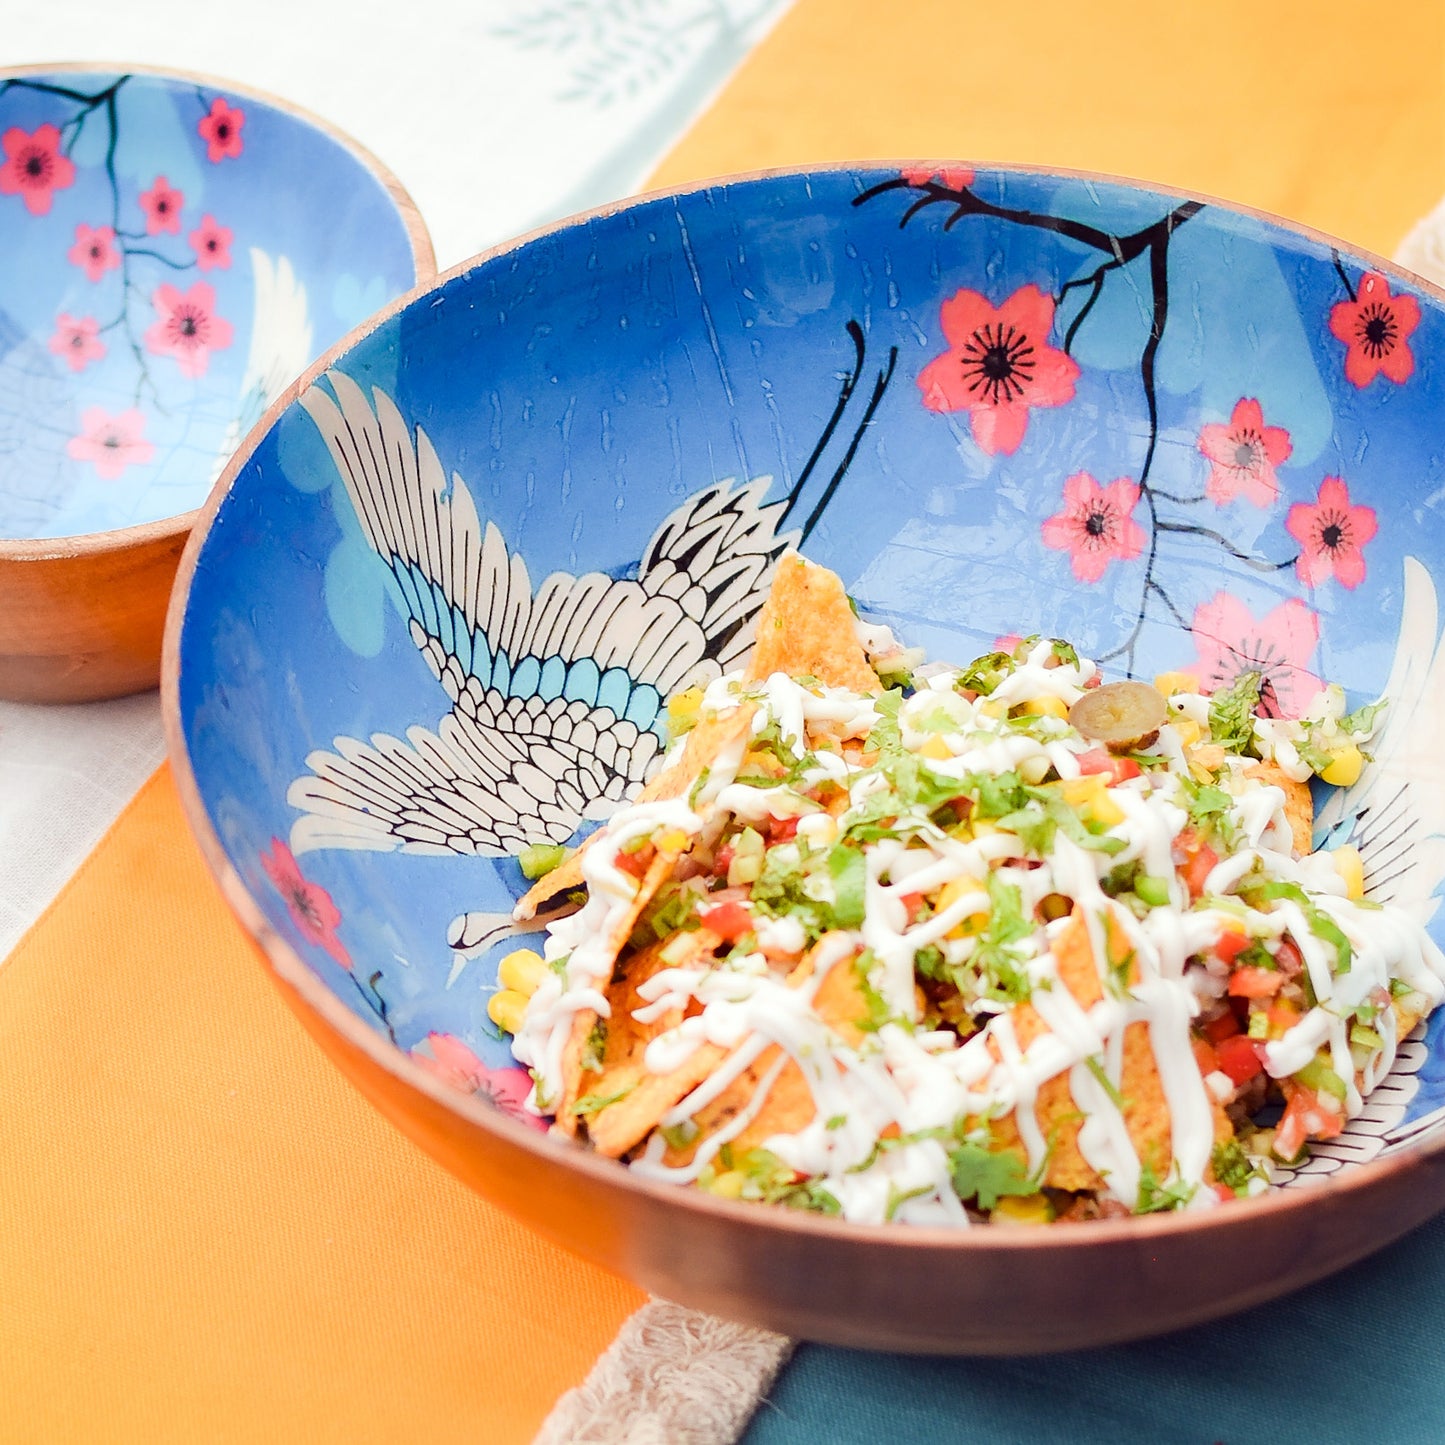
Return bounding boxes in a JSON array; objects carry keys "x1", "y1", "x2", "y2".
[
  {"x1": 177, "y1": 165, "x2": 1445, "y2": 1145},
  {"x1": 0, "y1": 69, "x2": 421, "y2": 540}
]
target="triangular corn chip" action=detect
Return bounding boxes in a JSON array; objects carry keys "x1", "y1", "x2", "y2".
[{"x1": 744, "y1": 551, "x2": 879, "y2": 693}]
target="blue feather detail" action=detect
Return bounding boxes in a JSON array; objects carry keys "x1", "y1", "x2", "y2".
[
  {"x1": 563, "y1": 657, "x2": 601, "y2": 707},
  {"x1": 625, "y1": 683, "x2": 663, "y2": 733},
  {"x1": 597, "y1": 666, "x2": 633, "y2": 717},
  {"x1": 511, "y1": 655, "x2": 541, "y2": 698},
  {"x1": 538, "y1": 655, "x2": 567, "y2": 701}
]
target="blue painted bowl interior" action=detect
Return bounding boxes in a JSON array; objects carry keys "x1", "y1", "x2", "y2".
[
  {"x1": 0, "y1": 69, "x2": 421, "y2": 540},
  {"x1": 176, "y1": 166, "x2": 1445, "y2": 1142}
]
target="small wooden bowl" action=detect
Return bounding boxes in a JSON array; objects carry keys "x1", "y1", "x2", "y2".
[
  {"x1": 0, "y1": 518, "x2": 191, "y2": 703},
  {"x1": 0, "y1": 63, "x2": 434, "y2": 703}
]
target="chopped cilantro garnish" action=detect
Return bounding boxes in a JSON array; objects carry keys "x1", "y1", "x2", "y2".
[
  {"x1": 948, "y1": 1138, "x2": 1038, "y2": 1210},
  {"x1": 1340, "y1": 698, "x2": 1386, "y2": 736},
  {"x1": 1084, "y1": 1054, "x2": 1126, "y2": 1110},
  {"x1": 1207, "y1": 670, "x2": 1264, "y2": 755},
  {"x1": 958, "y1": 650, "x2": 1016, "y2": 697},
  {"x1": 573, "y1": 1085, "x2": 635, "y2": 1117},
  {"x1": 1135, "y1": 1163, "x2": 1196, "y2": 1214},
  {"x1": 865, "y1": 688, "x2": 904, "y2": 754},
  {"x1": 1211, "y1": 1138, "x2": 1264, "y2": 1194},
  {"x1": 582, "y1": 1020, "x2": 607, "y2": 1072}
]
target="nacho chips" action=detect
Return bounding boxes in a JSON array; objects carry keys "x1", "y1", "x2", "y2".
[{"x1": 499, "y1": 555, "x2": 1444, "y2": 1226}]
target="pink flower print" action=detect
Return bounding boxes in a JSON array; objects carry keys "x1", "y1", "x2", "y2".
[
  {"x1": 144, "y1": 281, "x2": 233, "y2": 378},
  {"x1": 918, "y1": 284, "x2": 1080, "y2": 456},
  {"x1": 139, "y1": 175, "x2": 184, "y2": 235},
  {"x1": 260, "y1": 837, "x2": 351, "y2": 968},
  {"x1": 48, "y1": 313, "x2": 105, "y2": 373},
  {"x1": 1197, "y1": 397, "x2": 1292, "y2": 507},
  {"x1": 65, "y1": 407, "x2": 155, "y2": 481},
  {"x1": 197, "y1": 97, "x2": 245, "y2": 163},
  {"x1": 1040, "y1": 471, "x2": 1146, "y2": 582},
  {"x1": 0, "y1": 124, "x2": 76, "y2": 215},
  {"x1": 1285, "y1": 476, "x2": 1378, "y2": 590},
  {"x1": 1186, "y1": 592, "x2": 1322, "y2": 718},
  {"x1": 1329, "y1": 271, "x2": 1420, "y2": 387},
  {"x1": 68, "y1": 222, "x2": 121, "y2": 282},
  {"x1": 900, "y1": 164, "x2": 975, "y2": 191},
  {"x1": 189, "y1": 213, "x2": 233, "y2": 271},
  {"x1": 412, "y1": 1032, "x2": 547, "y2": 1128}
]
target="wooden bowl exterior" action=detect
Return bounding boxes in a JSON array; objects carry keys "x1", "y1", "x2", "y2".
[{"x1": 0, "y1": 520, "x2": 190, "y2": 702}]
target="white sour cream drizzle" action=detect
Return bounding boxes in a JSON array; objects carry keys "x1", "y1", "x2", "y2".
[{"x1": 512, "y1": 652, "x2": 1445, "y2": 1225}]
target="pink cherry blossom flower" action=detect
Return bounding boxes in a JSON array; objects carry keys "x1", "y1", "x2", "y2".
[
  {"x1": 260, "y1": 837, "x2": 351, "y2": 968},
  {"x1": 1329, "y1": 271, "x2": 1420, "y2": 387},
  {"x1": 65, "y1": 407, "x2": 155, "y2": 481},
  {"x1": 918, "y1": 284, "x2": 1080, "y2": 455},
  {"x1": 412, "y1": 1032, "x2": 547, "y2": 1129},
  {"x1": 189, "y1": 213, "x2": 233, "y2": 271},
  {"x1": 0, "y1": 124, "x2": 76, "y2": 215},
  {"x1": 144, "y1": 281, "x2": 234, "y2": 378},
  {"x1": 139, "y1": 175, "x2": 184, "y2": 235},
  {"x1": 900, "y1": 164, "x2": 975, "y2": 191},
  {"x1": 1285, "y1": 476, "x2": 1378, "y2": 590},
  {"x1": 197, "y1": 97, "x2": 245, "y2": 163},
  {"x1": 1040, "y1": 471, "x2": 1146, "y2": 583},
  {"x1": 48, "y1": 313, "x2": 106, "y2": 373},
  {"x1": 67, "y1": 222, "x2": 121, "y2": 282},
  {"x1": 1196, "y1": 397, "x2": 1292, "y2": 507},
  {"x1": 1185, "y1": 592, "x2": 1322, "y2": 718}
]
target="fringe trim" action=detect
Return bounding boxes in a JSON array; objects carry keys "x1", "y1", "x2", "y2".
[{"x1": 534, "y1": 1298, "x2": 794, "y2": 1444}]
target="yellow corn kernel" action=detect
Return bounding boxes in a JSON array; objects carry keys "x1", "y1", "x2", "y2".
[
  {"x1": 1014, "y1": 695, "x2": 1070, "y2": 720},
  {"x1": 1172, "y1": 716, "x2": 1203, "y2": 749},
  {"x1": 705, "y1": 1170, "x2": 747, "y2": 1200},
  {"x1": 917, "y1": 733, "x2": 953, "y2": 760},
  {"x1": 977, "y1": 696, "x2": 1008, "y2": 719},
  {"x1": 989, "y1": 1193, "x2": 1054, "y2": 1226},
  {"x1": 1333, "y1": 844, "x2": 1366, "y2": 901},
  {"x1": 487, "y1": 988, "x2": 528, "y2": 1036},
  {"x1": 498, "y1": 947, "x2": 547, "y2": 996},
  {"x1": 1320, "y1": 744, "x2": 1363, "y2": 787},
  {"x1": 665, "y1": 685, "x2": 703, "y2": 735},
  {"x1": 1154, "y1": 670, "x2": 1200, "y2": 698},
  {"x1": 655, "y1": 827, "x2": 690, "y2": 854},
  {"x1": 1058, "y1": 773, "x2": 1125, "y2": 827},
  {"x1": 938, "y1": 874, "x2": 986, "y2": 938}
]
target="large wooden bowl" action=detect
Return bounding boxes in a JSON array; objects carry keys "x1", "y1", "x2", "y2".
[{"x1": 164, "y1": 162, "x2": 1445, "y2": 1351}]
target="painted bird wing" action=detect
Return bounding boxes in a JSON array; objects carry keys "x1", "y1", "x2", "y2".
[{"x1": 1315, "y1": 555, "x2": 1445, "y2": 924}]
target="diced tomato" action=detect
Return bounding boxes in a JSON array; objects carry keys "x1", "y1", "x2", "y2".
[
  {"x1": 1192, "y1": 1037, "x2": 1219, "y2": 1077},
  {"x1": 713, "y1": 842, "x2": 735, "y2": 877},
  {"x1": 1274, "y1": 1084, "x2": 1343, "y2": 1160},
  {"x1": 767, "y1": 814, "x2": 801, "y2": 844},
  {"x1": 1202, "y1": 1010, "x2": 1241, "y2": 1044},
  {"x1": 1214, "y1": 1034, "x2": 1265, "y2": 1086},
  {"x1": 898, "y1": 891, "x2": 928, "y2": 922},
  {"x1": 700, "y1": 899, "x2": 754, "y2": 943},
  {"x1": 1228, "y1": 966, "x2": 1283, "y2": 1000},
  {"x1": 1177, "y1": 832, "x2": 1219, "y2": 900},
  {"x1": 1213, "y1": 929, "x2": 1252, "y2": 966},
  {"x1": 1077, "y1": 749, "x2": 1142, "y2": 783},
  {"x1": 615, "y1": 844, "x2": 654, "y2": 879},
  {"x1": 1212, "y1": 1182, "x2": 1237, "y2": 1204},
  {"x1": 1274, "y1": 937, "x2": 1305, "y2": 979}
]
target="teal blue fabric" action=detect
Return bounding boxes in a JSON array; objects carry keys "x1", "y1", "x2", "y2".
[{"x1": 744, "y1": 1213, "x2": 1445, "y2": 1444}]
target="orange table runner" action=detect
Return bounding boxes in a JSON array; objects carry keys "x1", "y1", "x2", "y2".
[{"x1": 4, "y1": 2, "x2": 1443, "y2": 1440}]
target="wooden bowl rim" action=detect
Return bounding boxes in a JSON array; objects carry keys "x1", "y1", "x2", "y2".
[{"x1": 161, "y1": 156, "x2": 1445, "y2": 1267}]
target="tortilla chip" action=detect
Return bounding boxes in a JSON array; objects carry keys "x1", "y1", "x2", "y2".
[
  {"x1": 1243, "y1": 761, "x2": 1314, "y2": 856},
  {"x1": 573, "y1": 929, "x2": 731, "y2": 1158},
  {"x1": 745, "y1": 551, "x2": 879, "y2": 694},
  {"x1": 550, "y1": 843, "x2": 690, "y2": 1134},
  {"x1": 513, "y1": 700, "x2": 758, "y2": 922},
  {"x1": 661, "y1": 935, "x2": 871, "y2": 1166}
]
